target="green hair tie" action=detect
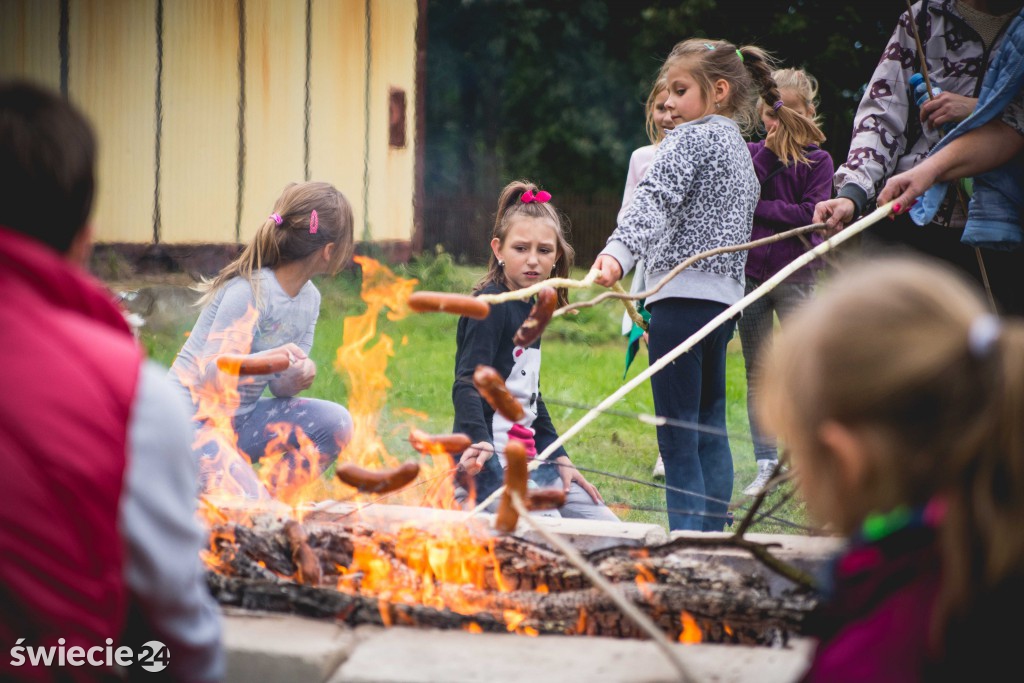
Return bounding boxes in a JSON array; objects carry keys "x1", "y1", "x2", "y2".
[{"x1": 736, "y1": 49, "x2": 744, "y2": 62}]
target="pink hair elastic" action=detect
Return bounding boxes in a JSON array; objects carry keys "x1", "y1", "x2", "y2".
[
  {"x1": 270, "y1": 213, "x2": 283, "y2": 225},
  {"x1": 772, "y1": 100, "x2": 784, "y2": 111},
  {"x1": 309, "y1": 210, "x2": 319, "y2": 234},
  {"x1": 521, "y1": 190, "x2": 551, "y2": 204}
]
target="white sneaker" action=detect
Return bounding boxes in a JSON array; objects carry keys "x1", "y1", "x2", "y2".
[
  {"x1": 742, "y1": 460, "x2": 778, "y2": 496},
  {"x1": 652, "y1": 455, "x2": 665, "y2": 480}
]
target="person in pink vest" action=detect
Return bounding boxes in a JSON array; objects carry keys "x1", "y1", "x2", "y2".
[{"x1": 0, "y1": 81, "x2": 223, "y2": 682}]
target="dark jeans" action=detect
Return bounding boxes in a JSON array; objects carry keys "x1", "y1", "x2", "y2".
[
  {"x1": 647, "y1": 297, "x2": 736, "y2": 532},
  {"x1": 861, "y1": 214, "x2": 1024, "y2": 317}
]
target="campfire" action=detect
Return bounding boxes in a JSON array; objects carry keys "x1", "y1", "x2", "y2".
[{"x1": 184, "y1": 256, "x2": 818, "y2": 650}]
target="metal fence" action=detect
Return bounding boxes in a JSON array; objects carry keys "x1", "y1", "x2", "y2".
[{"x1": 422, "y1": 193, "x2": 622, "y2": 265}]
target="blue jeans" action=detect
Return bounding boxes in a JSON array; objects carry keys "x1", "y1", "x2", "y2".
[{"x1": 647, "y1": 298, "x2": 735, "y2": 532}]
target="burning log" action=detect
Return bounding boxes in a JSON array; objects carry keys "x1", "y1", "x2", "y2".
[{"x1": 203, "y1": 519, "x2": 816, "y2": 644}]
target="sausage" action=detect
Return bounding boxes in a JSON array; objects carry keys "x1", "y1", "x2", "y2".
[
  {"x1": 495, "y1": 440, "x2": 528, "y2": 533},
  {"x1": 408, "y1": 292, "x2": 490, "y2": 320},
  {"x1": 513, "y1": 287, "x2": 557, "y2": 347},
  {"x1": 526, "y1": 488, "x2": 567, "y2": 511},
  {"x1": 283, "y1": 520, "x2": 322, "y2": 587},
  {"x1": 408, "y1": 428, "x2": 472, "y2": 455},
  {"x1": 216, "y1": 352, "x2": 291, "y2": 376},
  {"x1": 472, "y1": 365, "x2": 525, "y2": 422},
  {"x1": 335, "y1": 461, "x2": 421, "y2": 494}
]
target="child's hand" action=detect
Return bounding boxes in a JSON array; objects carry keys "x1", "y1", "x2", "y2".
[
  {"x1": 459, "y1": 442, "x2": 494, "y2": 476},
  {"x1": 592, "y1": 254, "x2": 623, "y2": 287},
  {"x1": 554, "y1": 455, "x2": 604, "y2": 504},
  {"x1": 813, "y1": 198, "x2": 857, "y2": 232}
]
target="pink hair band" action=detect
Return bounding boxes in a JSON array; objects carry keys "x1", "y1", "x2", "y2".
[
  {"x1": 521, "y1": 190, "x2": 552, "y2": 204},
  {"x1": 270, "y1": 213, "x2": 283, "y2": 225}
]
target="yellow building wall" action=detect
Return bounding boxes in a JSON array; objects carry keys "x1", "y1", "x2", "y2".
[
  {"x1": 367, "y1": 0, "x2": 416, "y2": 244},
  {"x1": 310, "y1": 0, "x2": 367, "y2": 236},
  {"x1": 161, "y1": 0, "x2": 239, "y2": 243},
  {"x1": 71, "y1": 0, "x2": 157, "y2": 243},
  {"x1": 0, "y1": 0, "x2": 417, "y2": 248},
  {"x1": 0, "y1": 1, "x2": 61, "y2": 90}
]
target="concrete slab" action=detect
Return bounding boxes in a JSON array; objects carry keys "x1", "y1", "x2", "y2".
[
  {"x1": 222, "y1": 609, "x2": 365, "y2": 683},
  {"x1": 328, "y1": 627, "x2": 814, "y2": 683},
  {"x1": 667, "y1": 531, "x2": 843, "y2": 595}
]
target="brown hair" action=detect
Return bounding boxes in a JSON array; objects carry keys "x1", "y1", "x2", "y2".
[
  {"x1": 644, "y1": 78, "x2": 669, "y2": 145},
  {"x1": 660, "y1": 39, "x2": 825, "y2": 165},
  {"x1": 475, "y1": 179, "x2": 574, "y2": 307},
  {"x1": 197, "y1": 181, "x2": 354, "y2": 306},
  {"x1": 0, "y1": 80, "x2": 96, "y2": 254},
  {"x1": 758, "y1": 256, "x2": 1024, "y2": 654}
]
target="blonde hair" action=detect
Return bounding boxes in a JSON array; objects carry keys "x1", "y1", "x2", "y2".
[
  {"x1": 661, "y1": 39, "x2": 825, "y2": 165},
  {"x1": 759, "y1": 257, "x2": 1024, "y2": 654},
  {"x1": 196, "y1": 181, "x2": 354, "y2": 307},
  {"x1": 644, "y1": 78, "x2": 669, "y2": 145},
  {"x1": 475, "y1": 179, "x2": 574, "y2": 307},
  {"x1": 759, "y1": 68, "x2": 825, "y2": 162}
]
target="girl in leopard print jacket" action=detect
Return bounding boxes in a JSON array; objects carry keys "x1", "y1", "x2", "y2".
[{"x1": 592, "y1": 39, "x2": 826, "y2": 533}]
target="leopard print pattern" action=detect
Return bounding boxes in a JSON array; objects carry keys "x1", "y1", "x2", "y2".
[{"x1": 611, "y1": 116, "x2": 758, "y2": 281}]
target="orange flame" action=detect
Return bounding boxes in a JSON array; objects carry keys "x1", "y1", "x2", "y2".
[{"x1": 678, "y1": 611, "x2": 703, "y2": 644}]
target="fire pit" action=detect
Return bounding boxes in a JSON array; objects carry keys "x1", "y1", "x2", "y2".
[{"x1": 202, "y1": 500, "x2": 823, "y2": 645}]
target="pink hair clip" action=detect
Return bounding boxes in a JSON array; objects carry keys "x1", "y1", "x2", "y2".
[
  {"x1": 521, "y1": 190, "x2": 552, "y2": 204},
  {"x1": 309, "y1": 210, "x2": 319, "y2": 234},
  {"x1": 270, "y1": 213, "x2": 283, "y2": 225}
]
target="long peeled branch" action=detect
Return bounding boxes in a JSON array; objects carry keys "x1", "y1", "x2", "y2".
[
  {"x1": 555, "y1": 223, "x2": 824, "y2": 319},
  {"x1": 470, "y1": 203, "x2": 894, "y2": 518},
  {"x1": 475, "y1": 268, "x2": 600, "y2": 304}
]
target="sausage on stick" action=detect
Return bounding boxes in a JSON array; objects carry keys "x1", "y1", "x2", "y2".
[
  {"x1": 472, "y1": 365, "x2": 525, "y2": 423},
  {"x1": 408, "y1": 292, "x2": 490, "y2": 320},
  {"x1": 335, "y1": 461, "x2": 421, "y2": 494},
  {"x1": 513, "y1": 287, "x2": 557, "y2": 347}
]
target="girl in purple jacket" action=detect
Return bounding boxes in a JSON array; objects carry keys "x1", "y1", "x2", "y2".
[
  {"x1": 738, "y1": 68, "x2": 833, "y2": 496},
  {"x1": 758, "y1": 257, "x2": 1024, "y2": 682}
]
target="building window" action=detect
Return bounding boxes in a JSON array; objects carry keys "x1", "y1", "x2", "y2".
[{"x1": 389, "y1": 88, "x2": 407, "y2": 149}]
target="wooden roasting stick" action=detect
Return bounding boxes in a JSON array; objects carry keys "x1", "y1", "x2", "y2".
[
  {"x1": 509, "y1": 492, "x2": 695, "y2": 683},
  {"x1": 555, "y1": 223, "x2": 824, "y2": 320},
  {"x1": 469, "y1": 203, "x2": 896, "y2": 518}
]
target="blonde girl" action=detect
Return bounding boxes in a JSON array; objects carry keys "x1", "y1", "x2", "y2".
[
  {"x1": 170, "y1": 181, "x2": 355, "y2": 497},
  {"x1": 592, "y1": 39, "x2": 824, "y2": 532},
  {"x1": 618, "y1": 77, "x2": 675, "y2": 478},
  {"x1": 739, "y1": 67, "x2": 833, "y2": 496},
  {"x1": 452, "y1": 179, "x2": 617, "y2": 521},
  {"x1": 759, "y1": 257, "x2": 1024, "y2": 680}
]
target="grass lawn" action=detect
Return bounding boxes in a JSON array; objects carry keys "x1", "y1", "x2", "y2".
[{"x1": 139, "y1": 252, "x2": 811, "y2": 535}]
